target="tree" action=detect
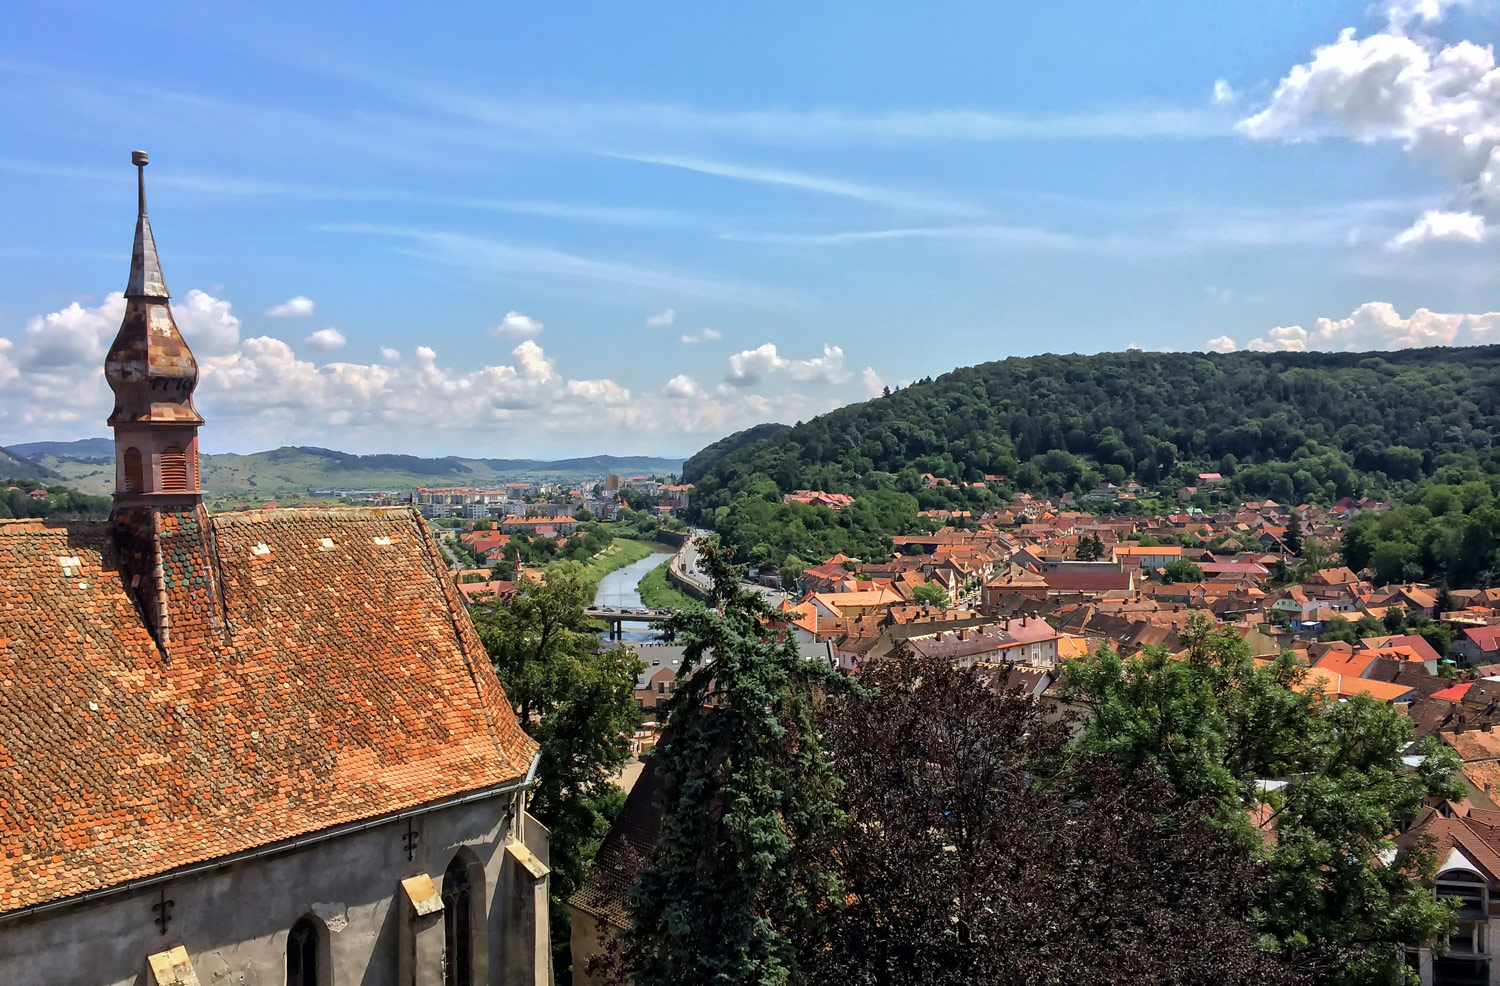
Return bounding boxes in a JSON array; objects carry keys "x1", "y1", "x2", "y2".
[
  {"x1": 912, "y1": 582, "x2": 950, "y2": 607},
  {"x1": 1382, "y1": 605, "x2": 1408, "y2": 634},
  {"x1": 804, "y1": 653, "x2": 1301, "y2": 986},
  {"x1": 1076, "y1": 532, "x2": 1106, "y2": 561},
  {"x1": 1063, "y1": 616, "x2": 1462, "y2": 983},
  {"x1": 621, "y1": 545, "x2": 848, "y2": 986},
  {"x1": 470, "y1": 572, "x2": 644, "y2": 977},
  {"x1": 1161, "y1": 558, "x2": 1204, "y2": 583},
  {"x1": 1284, "y1": 512, "x2": 1303, "y2": 557}
]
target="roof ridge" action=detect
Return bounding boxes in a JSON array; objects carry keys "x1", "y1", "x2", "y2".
[{"x1": 209, "y1": 504, "x2": 417, "y2": 526}]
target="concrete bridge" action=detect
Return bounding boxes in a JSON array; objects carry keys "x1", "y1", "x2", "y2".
[{"x1": 586, "y1": 607, "x2": 675, "y2": 639}]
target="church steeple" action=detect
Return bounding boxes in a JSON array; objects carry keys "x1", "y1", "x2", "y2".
[{"x1": 104, "y1": 150, "x2": 204, "y2": 504}]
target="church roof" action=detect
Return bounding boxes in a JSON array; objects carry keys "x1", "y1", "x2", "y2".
[{"x1": 0, "y1": 505, "x2": 537, "y2": 914}]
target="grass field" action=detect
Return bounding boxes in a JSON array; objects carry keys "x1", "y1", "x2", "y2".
[{"x1": 637, "y1": 557, "x2": 702, "y2": 611}]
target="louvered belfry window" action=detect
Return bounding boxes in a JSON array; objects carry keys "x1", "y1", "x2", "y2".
[{"x1": 159, "y1": 445, "x2": 189, "y2": 492}]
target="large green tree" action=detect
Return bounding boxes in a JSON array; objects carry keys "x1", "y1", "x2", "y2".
[
  {"x1": 471, "y1": 569, "x2": 643, "y2": 981},
  {"x1": 1063, "y1": 615, "x2": 1462, "y2": 984},
  {"x1": 621, "y1": 544, "x2": 848, "y2": 986}
]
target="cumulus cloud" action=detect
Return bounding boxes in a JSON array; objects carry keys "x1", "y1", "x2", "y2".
[
  {"x1": 492, "y1": 311, "x2": 544, "y2": 339},
  {"x1": 1212, "y1": 79, "x2": 1237, "y2": 105},
  {"x1": 1246, "y1": 326, "x2": 1310, "y2": 351},
  {"x1": 1388, "y1": 209, "x2": 1487, "y2": 248},
  {"x1": 2, "y1": 289, "x2": 866, "y2": 453},
  {"x1": 304, "y1": 327, "x2": 348, "y2": 351},
  {"x1": 663, "y1": 373, "x2": 703, "y2": 399},
  {"x1": 266, "y1": 296, "x2": 315, "y2": 318},
  {"x1": 1239, "y1": 8, "x2": 1500, "y2": 238},
  {"x1": 725, "y1": 342, "x2": 852, "y2": 387},
  {"x1": 861, "y1": 366, "x2": 886, "y2": 396},
  {"x1": 1214, "y1": 301, "x2": 1499, "y2": 353},
  {"x1": 680, "y1": 328, "x2": 723, "y2": 343},
  {"x1": 646, "y1": 309, "x2": 675, "y2": 327}
]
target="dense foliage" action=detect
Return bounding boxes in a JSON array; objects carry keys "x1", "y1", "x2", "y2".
[
  {"x1": 620, "y1": 547, "x2": 848, "y2": 986},
  {"x1": 1064, "y1": 615, "x2": 1462, "y2": 984},
  {"x1": 689, "y1": 347, "x2": 1500, "y2": 560},
  {"x1": 469, "y1": 572, "x2": 643, "y2": 979},
  {"x1": 804, "y1": 652, "x2": 1296, "y2": 986},
  {"x1": 680, "y1": 422, "x2": 790, "y2": 484},
  {"x1": 0, "y1": 480, "x2": 111, "y2": 521},
  {"x1": 1342, "y1": 468, "x2": 1500, "y2": 587}
]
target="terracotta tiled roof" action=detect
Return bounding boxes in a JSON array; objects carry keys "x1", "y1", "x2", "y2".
[{"x1": 0, "y1": 506, "x2": 536, "y2": 914}]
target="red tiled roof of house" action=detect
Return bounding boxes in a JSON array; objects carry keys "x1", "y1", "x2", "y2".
[
  {"x1": 1465, "y1": 626, "x2": 1500, "y2": 653},
  {"x1": 1312, "y1": 651, "x2": 1376, "y2": 679},
  {"x1": 1432, "y1": 682, "x2": 1475, "y2": 703},
  {"x1": 0, "y1": 506, "x2": 537, "y2": 913}
]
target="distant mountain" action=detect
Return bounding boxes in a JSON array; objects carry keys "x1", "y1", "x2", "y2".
[
  {"x1": 19, "y1": 441, "x2": 684, "y2": 496},
  {"x1": 0, "y1": 447, "x2": 60, "y2": 483},
  {"x1": 8, "y1": 438, "x2": 115, "y2": 460}
]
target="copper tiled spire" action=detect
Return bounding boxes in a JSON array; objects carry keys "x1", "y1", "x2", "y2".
[
  {"x1": 125, "y1": 150, "x2": 169, "y2": 300},
  {"x1": 105, "y1": 150, "x2": 203, "y2": 428}
]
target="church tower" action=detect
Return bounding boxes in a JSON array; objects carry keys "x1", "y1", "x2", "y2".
[
  {"x1": 105, "y1": 151, "x2": 221, "y2": 656},
  {"x1": 105, "y1": 150, "x2": 204, "y2": 506}
]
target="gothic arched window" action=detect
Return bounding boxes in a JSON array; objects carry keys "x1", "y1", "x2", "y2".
[
  {"x1": 122, "y1": 447, "x2": 143, "y2": 493},
  {"x1": 443, "y1": 854, "x2": 473, "y2": 986},
  {"x1": 287, "y1": 916, "x2": 320, "y2": 986},
  {"x1": 160, "y1": 445, "x2": 188, "y2": 492}
]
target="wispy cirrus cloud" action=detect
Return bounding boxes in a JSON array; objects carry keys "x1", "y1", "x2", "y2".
[{"x1": 318, "y1": 223, "x2": 795, "y2": 307}]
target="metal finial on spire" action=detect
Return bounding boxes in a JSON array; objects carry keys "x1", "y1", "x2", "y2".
[
  {"x1": 132, "y1": 150, "x2": 148, "y2": 217},
  {"x1": 125, "y1": 150, "x2": 169, "y2": 299}
]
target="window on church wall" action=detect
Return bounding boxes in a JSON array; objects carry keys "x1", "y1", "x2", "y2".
[
  {"x1": 160, "y1": 445, "x2": 189, "y2": 492},
  {"x1": 287, "y1": 916, "x2": 320, "y2": 986},
  {"x1": 443, "y1": 854, "x2": 474, "y2": 986},
  {"x1": 123, "y1": 447, "x2": 143, "y2": 492}
]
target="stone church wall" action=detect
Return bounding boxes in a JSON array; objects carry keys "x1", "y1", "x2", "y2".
[{"x1": 0, "y1": 788, "x2": 549, "y2": 986}]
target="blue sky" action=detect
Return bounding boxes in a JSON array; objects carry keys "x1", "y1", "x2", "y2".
[{"x1": 2, "y1": 0, "x2": 1499, "y2": 457}]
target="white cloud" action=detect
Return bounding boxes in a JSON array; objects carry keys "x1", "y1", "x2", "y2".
[
  {"x1": 646, "y1": 309, "x2": 675, "y2": 327},
  {"x1": 493, "y1": 310, "x2": 544, "y2": 339},
  {"x1": 266, "y1": 295, "x2": 315, "y2": 318},
  {"x1": 1217, "y1": 301, "x2": 1500, "y2": 353},
  {"x1": 663, "y1": 374, "x2": 703, "y2": 399},
  {"x1": 566, "y1": 378, "x2": 631, "y2": 404},
  {"x1": 305, "y1": 327, "x2": 348, "y2": 351},
  {"x1": 1, "y1": 289, "x2": 863, "y2": 454},
  {"x1": 1245, "y1": 326, "x2": 1310, "y2": 351},
  {"x1": 726, "y1": 342, "x2": 850, "y2": 387},
  {"x1": 174, "y1": 289, "x2": 243, "y2": 355},
  {"x1": 1212, "y1": 79, "x2": 1237, "y2": 105},
  {"x1": 1240, "y1": 11, "x2": 1500, "y2": 231},
  {"x1": 1388, "y1": 209, "x2": 1487, "y2": 248},
  {"x1": 680, "y1": 328, "x2": 723, "y2": 344},
  {"x1": 861, "y1": 366, "x2": 886, "y2": 396}
]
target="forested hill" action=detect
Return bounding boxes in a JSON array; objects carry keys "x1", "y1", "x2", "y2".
[{"x1": 687, "y1": 347, "x2": 1500, "y2": 567}]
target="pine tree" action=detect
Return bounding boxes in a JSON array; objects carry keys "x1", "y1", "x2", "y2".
[
  {"x1": 622, "y1": 542, "x2": 848, "y2": 986},
  {"x1": 1284, "y1": 512, "x2": 1304, "y2": 558}
]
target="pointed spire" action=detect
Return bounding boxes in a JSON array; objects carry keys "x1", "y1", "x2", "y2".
[{"x1": 125, "y1": 150, "x2": 169, "y2": 300}]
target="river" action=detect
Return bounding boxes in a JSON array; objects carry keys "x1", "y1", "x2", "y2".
[{"x1": 594, "y1": 544, "x2": 675, "y2": 641}]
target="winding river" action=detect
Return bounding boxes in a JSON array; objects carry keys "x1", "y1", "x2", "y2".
[{"x1": 594, "y1": 544, "x2": 675, "y2": 641}]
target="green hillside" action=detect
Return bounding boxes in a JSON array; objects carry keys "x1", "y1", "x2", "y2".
[
  {"x1": 687, "y1": 347, "x2": 1500, "y2": 567},
  {"x1": 0, "y1": 447, "x2": 60, "y2": 483},
  {"x1": 26, "y1": 444, "x2": 683, "y2": 497}
]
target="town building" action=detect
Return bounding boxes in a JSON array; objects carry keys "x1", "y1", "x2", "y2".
[{"x1": 0, "y1": 154, "x2": 552, "y2": 986}]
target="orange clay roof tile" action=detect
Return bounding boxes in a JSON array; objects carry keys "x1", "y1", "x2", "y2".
[{"x1": 0, "y1": 505, "x2": 536, "y2": 913}]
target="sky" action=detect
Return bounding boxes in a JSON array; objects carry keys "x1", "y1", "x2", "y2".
[{"x1": 2, "y1": 0, "x2": 1499, "y2": 458}]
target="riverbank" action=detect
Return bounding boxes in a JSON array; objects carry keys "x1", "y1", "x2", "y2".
[
  {"x1": 578, "y1": 538, "x2": 660, "y2": 601},
  {"x1": 637, "y1": 558, "x2": 702, "y2": 610}
]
